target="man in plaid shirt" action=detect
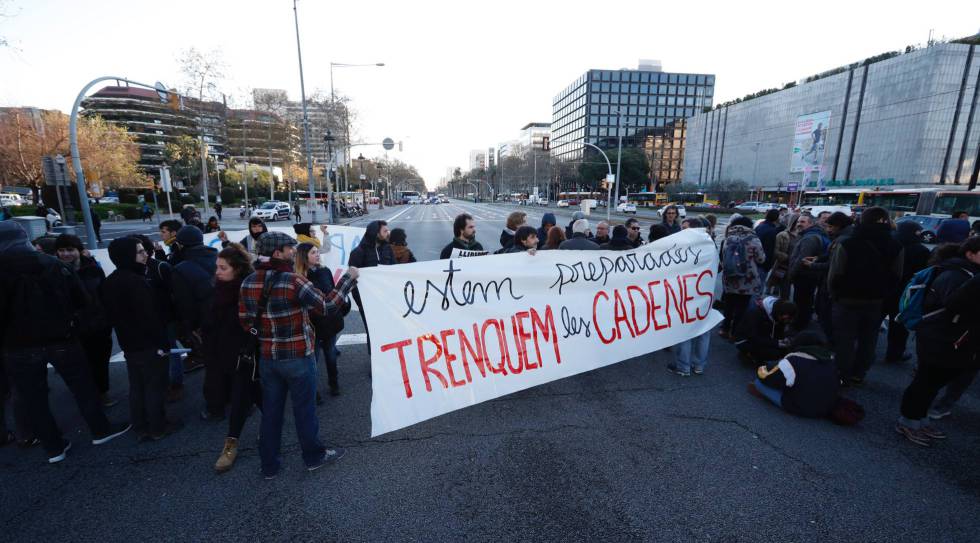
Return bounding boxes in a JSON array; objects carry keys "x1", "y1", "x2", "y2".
[{"x1": 239, "y1": 231, "x2": 359, "y2": 478}]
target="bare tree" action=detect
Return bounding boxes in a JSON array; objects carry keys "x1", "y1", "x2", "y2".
[{"x1": 176, "y1": 46, "x2": 227, "y2": 101}]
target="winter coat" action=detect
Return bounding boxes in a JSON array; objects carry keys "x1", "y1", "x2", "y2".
[
  {"x1": 789, "y1": 225, "x2": 830, "y2": 282},
  {"x1": 770, "y1": 228, "x2": 798, "y2": 281},
  {"x1": 827, "y1": 222, "x2": 904, "y2": 303},
  {"x1": 0, "y1": 252, "x2": 89, "y2": 350},
  {"x1": 74, "y1": 256, "x2": 111, "y2": 336},
  {"x1": 760, "y1": 350, "x2": 840, "y2": 418},
  {"x1": 722, "y1": 225, "x2": 765, "y2": 295},
  {"x1": 172, "y1": 244, "x2": 218, "y2": 332},
  {"x1": 348, "y1": 221, "x2": 396, "y2": 269},
  {"x1": 305, "y1": 266, "x2": 347, "y2": 338},
  {"x1": 440, "y1": 238, "x2": 485, "y2": 259},
  {"x1": 499, "y1": 228, "x2": 516, "y2": 251},
  {"x1": 392, "y1": 245, "x2": 416, "y2": 264},
  {"x1": 559, "y1": 233, "x2": 600, "y2": 250},
  {"x1": 537, "y1": 213, "x2": 557, "y2": 249},
  {"x1": 754, "y1": 220, "x2": 784, "y2": 272},
  {"x1": 202, "y1": 277, "x2": 250, "y2": 373},
  {"x1": 102, "y1": 242, "x2": 169, "y2": 353},
  {"x1": 916, "y1": 258, "x2": 980, "y2": 369},
  {"x1": 661, "y1": 220, "x2": 682, "y2": 235},
  {"x1": 734, "y1": 297, "x2": 791, "y2": 362},
  {"x1": 885, "y1": 222, "x2": 931, "y2": 313}
]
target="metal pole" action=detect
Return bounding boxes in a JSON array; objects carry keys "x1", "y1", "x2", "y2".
[
  {"x1": 268, "y1": 116, "x2": 275, "y2": 201},
  {"x1": 613, "y1": 110, "x2": 623, "y2": 214},
  {"x1": 200, "y1": 135, "x2": 210, "y2": 216},
  {"x1": 293, "y1": 0, "x2": 317, "y2": 223}
]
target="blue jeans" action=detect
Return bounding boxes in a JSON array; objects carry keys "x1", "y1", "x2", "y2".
[
  {"x1": 754, "y1": 377, "x2": 784, "y2": 408},
  {"x1": 675, "y1": 330, "x2": 711, "y2": 373},
  {"x1": 318, "y1": 335, "x2": 339, "y2": 389},
  {"x1": 167, "y1": 325, "x2": 182, "y2": 386},
  {"x1": 258, "y1": 354, "x2": 325, "y2": 475}
]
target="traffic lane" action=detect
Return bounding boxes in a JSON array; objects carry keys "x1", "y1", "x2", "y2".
[{"x1": 3, "y1": 317, "x2": 979, "y2": 541}]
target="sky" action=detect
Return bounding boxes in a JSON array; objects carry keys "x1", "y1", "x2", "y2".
[{"x1": 1, "y1": 0, "x2": 977, "y2": 190}]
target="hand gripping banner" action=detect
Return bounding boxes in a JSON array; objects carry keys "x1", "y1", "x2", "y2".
[{"x1": 359, "y1": 229, "x2": 723, "y2": 437}]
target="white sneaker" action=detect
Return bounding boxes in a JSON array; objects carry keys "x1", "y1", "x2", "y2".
[
  {"x1": 928, "y1": 409, "x2": 951, "y2": 420},
  {"x1": 48, "y1": 440, "x2": 72, "y2": 464}
]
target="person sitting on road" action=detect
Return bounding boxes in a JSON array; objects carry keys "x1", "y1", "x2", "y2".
[
  {"x1": 499, "y1": 211, "x2": 527, "y2": 251},
  {"x1": 733, "y1": 297, "x2": 797, "y2": 364},
  {"x1": 748, "y1": 332, "x2": 840, "y2": 419},
  {"x1": 440, "y1": 213, "x2": 484, "y2": 258},
  {"x1": 601, "y1": 225, "x2": 633, "y2": 251},
  {"x1": 543, "y1": 225, "x2": 566, "y2": 250},
  {"x1": 503, "y1": 226, "x2": 539, "y2": 254},
  {"x1": 389, "y1": 228, "x2": 417, "y2": 264},
  {"x1": 559, "y1": 219, "x2": 600, "y2": 250}
]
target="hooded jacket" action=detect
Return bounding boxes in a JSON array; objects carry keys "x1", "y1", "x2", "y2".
[
  {"x1": 936, "y1": 219, "x2": 970, "y2": 244},
  {"x1": 789, "y1": 225, "x2": 831, "y2": 282},
  {"x1": 439, "y1": 237, "x2": 485, "y2": 259},
  {"x1": 0, "y1": 223, "x2": 89, "y2": 349},
  {"x1": 916, "y1": 257, "x2": 980, "y2": 368},
  {"x1": 102, "y1": 238, "x2": 169, "y2": 353},
  {"x1": 537, "y1": 213, "x2": 557, "y2": 249},
  {"x1": 734, "y1": 296, "x2": 792, "y2": 362},
  {"x1": 348, "y1": 221, "x2": 396, "y2": 269},
  {"x1": 172, "y1": 227, "x2": 218, "y2": 332},
  {"x1": 828, "y1": 222, "x2": 904, "y2": 303},
  {"x1": 600, "y1": 225, "x2": 633, "y2": 251},
  {"x1": 499, "y1": 228, "x2": 516, "y2": 251},
  {"x1": 231, "y1": 219, "x2": 269, "y2": 255}
]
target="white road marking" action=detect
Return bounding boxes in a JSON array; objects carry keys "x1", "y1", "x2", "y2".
[{"x1": 336, "y1": 333, "x2": 368, "y2": 346}]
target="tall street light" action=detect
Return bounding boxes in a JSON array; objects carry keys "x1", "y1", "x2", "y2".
[
  {"x1": 550, "y1": 138, "x2": 615, "y2": 221},
  {"x1": 292, "y1": 0, "x2": 318, "y2": 222},
  {"x1": 329, "y1": 61, "x2": 384, "y2": 218}
]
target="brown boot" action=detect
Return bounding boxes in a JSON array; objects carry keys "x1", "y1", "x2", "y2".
[{"x1": 214, "y1": 437, "x2": 239, "y2": 473}]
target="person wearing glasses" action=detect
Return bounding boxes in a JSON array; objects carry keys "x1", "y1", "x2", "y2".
[
  {"x1": 625, "y1": 217, "x2": 645, "y2": 248},
  {"x1": 661, "y1": 205, "x2": 682, "y2": 235}
]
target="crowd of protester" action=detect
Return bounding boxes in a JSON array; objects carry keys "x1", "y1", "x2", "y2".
[{"x1": 1, "y1": 200, "x2": 978, "y2": 478}]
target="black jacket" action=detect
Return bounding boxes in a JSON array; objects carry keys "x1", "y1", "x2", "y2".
[
  {"x1": 102, "y1": 243, "x2": 169, "y2": 353},
  {"x1": 0, "y1": 252, "x2": 89, "y2": 350},
  {"x1": 761, "y1": 350, "x2": 839, "y2": 418},
  {"x1": 306, "y1": 266, "x2": 347, "y2": 338},
  {"x1": 755, "y1": 221, "x2": 784, "y2": 272},
  {"x1": 202, "y1": 277, "x2": 250, "y2": 373},
  {"x1": 74, "y1": 256, "x2": 111, "y2": 336},
  {"x1": 559, "y1": 233, "x2": 600, "y2": 250},
  {"x1": 348, "y1": 221, "x2": 396, "y2": 269},
  {"x1": 734, "y1": 298, "x2": 792, "y2": 362},
  {"x1": 171, "y1": 244, "x2": 217, "y2": 332},
  {"x1": 916, "y1": 258, "x2": 980, "y2": 368},
  {"x1": 828, "y1": 223, "x2": 904, "y2": 303},
  {"x1": 886, "y1": 224, "x2": 931, "y2": 313},
  {"x1": 499, "y1": 229, "x2": 515, "y2": 251},
  {"x1": 439, "y1": 238, "x2": 485, "y2": 259}
]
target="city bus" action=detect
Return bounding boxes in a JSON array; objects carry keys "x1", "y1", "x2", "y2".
[
  {"x1": 628, "y1": 192, "x2": 669, "y2": 208},
  {"x1": 799, "y1": 189, "x2": 869, "y2": 215},
  {"x1": 399, "y1": 190, "x2": 422, "y2": 204},
  {"x1": 864, "y1": 188, "x2": 980, "y2": 221}
]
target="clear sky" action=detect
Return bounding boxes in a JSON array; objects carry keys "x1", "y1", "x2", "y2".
[{"x1": 1, "y1": 0, "x2": 976, "y2": 189}]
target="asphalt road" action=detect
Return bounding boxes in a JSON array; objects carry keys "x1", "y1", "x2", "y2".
[{"x1": 2, "y1": 201, "x2": 978, "y2": 542}]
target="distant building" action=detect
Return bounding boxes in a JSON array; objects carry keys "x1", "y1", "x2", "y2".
[
  {"x1": 256, "y1": 88, "x2": 349, "y2": 167},
  {"x1": 520, "y1": 122, "x2": 551, "y2": 153},
  {"x1": 551, "y1": 61, "x2": 715, "y2": 189},
  {"x1": 469, "y1": 150, "x2": 487, "y2": 171},
  {"x1": 683, "y1": 36, "x2": 980, "y2": 190}
]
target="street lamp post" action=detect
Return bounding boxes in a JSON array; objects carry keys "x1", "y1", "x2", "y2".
[
  {"x1": 329, "y1": 61, "x2": 384, "y2": 218},
  {"x1": 292, "y1": 0, "x2": 318, "y2": 223},
  {"x1": 549, "y1": 138, "x2": 615, "y2": 221}
]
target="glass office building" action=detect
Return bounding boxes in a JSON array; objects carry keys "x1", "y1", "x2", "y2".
[
  {"x1": 551, "y1": 62, "x2": 715, "y2": 189},
  {"x1": 684, "y1": 38, "x2": 980, "y2": 189}
]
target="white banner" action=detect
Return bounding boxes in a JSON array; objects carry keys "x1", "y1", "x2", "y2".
[
  {"x1": 359, "y1": 229, "x2": 723, "y2": 437},
  {"x1": 90, "y1": 224, "x2": 365, "y2": 278},
  {"x1": 450, "y1": 248, "x2": 489, "y2": 258}
]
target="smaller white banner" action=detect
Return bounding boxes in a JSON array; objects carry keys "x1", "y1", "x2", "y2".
[{"x1": 450, "y1": 248, "x2": 489, "y2": 258}]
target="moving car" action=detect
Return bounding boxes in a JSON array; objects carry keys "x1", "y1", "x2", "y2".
[
  {"x1": 616, "y1": 202, "x2": 637, "y2": 214},
  {"x1": 556, "y1": 200, "x2": 569, "y2": 208},
  {"x1": 251, "y1": 201, "x2": 291, "y2": 221},
  {"x1": 896, "y1": 215, "x2": 945, "y2": 244},
  {"x1": 734, "y1": 201, "x2": 761, "y2": 213}
]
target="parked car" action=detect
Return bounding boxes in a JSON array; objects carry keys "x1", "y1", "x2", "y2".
[
  {"x1": 754, "y1": 202, "x2": 787, "y2": 213},
  {"x1": 896, "y1": 215, "x2": 945, "y2": 244},
  {"x1": 536, "y1": 199, "x2": 549, "y2": 206},
  {"x1": 734, "y1": 201, "x2": 761, "y2": 213},
  {"x1": 1, "y1": 193, "x2": 25, "y2": 207},
  {"x1": 251, "y1": 201, "x2": 291, "y2": 221},
  {"x1": 656, "y1": 205, "x2": 687, "y2": 219},
  {"x1": 556, "y1": 200, "x2": 569, "y2": 208},
  {"x1": 616, "y1": 202, "x2": 637, "y2": 214}
]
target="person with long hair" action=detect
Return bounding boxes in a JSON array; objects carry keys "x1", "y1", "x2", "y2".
[
  {"x1": 208, "y1": 244, "x2": 261, "y2": 472},
  {"x1": 661, "y1": 205, "x2": 682, "y2": 235},
  {"x1": 205, "y1": 216, "x2": 221, "y2": 233},
  {"x1": 295, "y1": 242, "x2": 349, "y2": 399},
  {"x1": 543, "y1": 225, "x2": 566, "y2": 250}
]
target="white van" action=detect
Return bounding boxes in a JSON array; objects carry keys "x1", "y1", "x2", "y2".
[{"x1": 1, "y1": 193, "x2": 25, "y2": 207}]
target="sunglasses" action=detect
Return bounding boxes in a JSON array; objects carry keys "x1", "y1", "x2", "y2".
[{"x1": 630, "y1": 226, "x2": 640, "y2": 231}]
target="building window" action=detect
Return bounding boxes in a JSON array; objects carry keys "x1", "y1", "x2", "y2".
[
  {"x1": 630, "y1": 84, "x2": 638, "y2": 93},
  {"x1": 612, "y1": 71, "x2": 621, "y2": 82}
]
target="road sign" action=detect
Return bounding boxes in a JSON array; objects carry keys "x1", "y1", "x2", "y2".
[
  {"x1": 382, "y1": 137, "x2": 395, "y2": 151},
  {"x1": 160, "y1": 168, "x2": 172, "y2": 192},
  {"x1": 787, "y1": 182, "x2": 799, "y2": 192},
  {"x1": 42, "y1": 156, "x2": 68, "y2": 187}
]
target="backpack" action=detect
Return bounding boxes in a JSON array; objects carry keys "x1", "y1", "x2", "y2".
[
  {"x1": 896, "y1": 265, "x2": 973, "y2": 331},
  {"x1": 723, "y1": 236, "x2": 751, "y2": 279}
]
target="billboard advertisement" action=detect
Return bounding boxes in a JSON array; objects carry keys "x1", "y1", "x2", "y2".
[{"x1": 790, "y1": 111, "x2": 831, "y2": 174}]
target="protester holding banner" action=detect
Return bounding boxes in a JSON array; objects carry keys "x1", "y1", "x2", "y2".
[
  {"x1": 389, "y1": 228, "x2": 417, "y2": 264},
  {"x1": 601, "y1": 225, "x2": 633, "y2": 251},
  {"x1": 207, "y1": 244, "x2": 261, "y2": 473},
  {"x1": 500, "y1": 211, "x2": 527, "y2": 251},
  {"x1": 293, "y1": 222, "x2": 323, "y2": 249},
  {"x1": 133, "y1": 234, "x2": 185, "y2": 402},
  {"x1": 543, "y1": 226, "x2": 566, "y2": 250},
  {"x1": 503, "y1": 226, "x2": 538, "y2": 254},
  {"x1": 440, "y1": 213, "x2": 484, "y2": 259},
  {"x1": 349, "y1": 221, "x2": 394, "y2": 357},
  {"x1": 559, "y1": 220, "x2": 599, "y2": 250},
  {"x1": 295, "y1": 242, "x2": 349, "y2": 399},
  {"x1": 625, "y1": 218, "x2": 644, "y2": 248},
  {"x1": 219, "y1": 218, "x2": 268, "y2": 256},
  {"x1": 239, "y1": 231, "x2": 358, "y2": 478}
]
